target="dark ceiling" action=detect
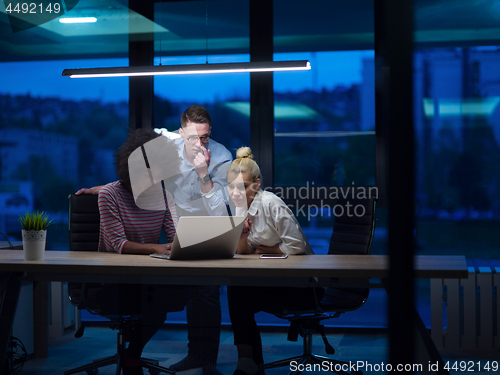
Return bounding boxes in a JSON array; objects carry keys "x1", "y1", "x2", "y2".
[{"x1": 0, "y1": 0, "x2": 499, "y2": 63}]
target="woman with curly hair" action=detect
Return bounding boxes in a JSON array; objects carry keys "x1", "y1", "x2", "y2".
[{"x1": 95, "y1": 128, "x2": 188, "y2": 375}]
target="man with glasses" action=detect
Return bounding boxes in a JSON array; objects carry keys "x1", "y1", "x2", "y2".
[
  {"x1": 167, "y1": 105, "x2": 231, "y2": 375},
  {"x1": 76, "y1": 105, "x2": 232, "y2": 375},
  {"x1": 172, "y1": 104, "x2": 232, "y2": 219}
]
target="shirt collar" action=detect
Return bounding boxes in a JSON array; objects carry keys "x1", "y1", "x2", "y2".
[{"x1": 247, "y1": 190, "x2": 263, "y2": 216}]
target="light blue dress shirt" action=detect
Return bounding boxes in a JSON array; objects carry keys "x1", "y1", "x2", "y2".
[{"x1": 172, "y1": 137, "x2": 233, "y2": 216}]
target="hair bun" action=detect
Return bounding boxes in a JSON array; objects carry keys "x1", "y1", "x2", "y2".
[{"x1": 236, "y1": 146, "x2": 253, "y2": 160}]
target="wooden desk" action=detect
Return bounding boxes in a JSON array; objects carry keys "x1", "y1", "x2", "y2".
[
  {"x1": 0, "y1": 250, "x2": 467, "y2": 282},
  {"x1": 0, "y1": 251, "x2": 467, "y2": 375}
]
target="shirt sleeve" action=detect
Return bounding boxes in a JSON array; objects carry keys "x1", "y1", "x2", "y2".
[
  {"x1": 98, "y1": 187, "x2": 128, "y2": 254},
  {"x1": 163, "y1": 190, "x2": 178, "y2": 242},
  {"x1": 272, "y1": 201, "x2": 308, "y2": 255},
  {"x1": 202, "y1": 153, "x2": 232, "y2": 216}
]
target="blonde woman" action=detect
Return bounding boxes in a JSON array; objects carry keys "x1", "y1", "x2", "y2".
[{"x1": 226, "y1": 147, "x2": 323, "y2": 375}]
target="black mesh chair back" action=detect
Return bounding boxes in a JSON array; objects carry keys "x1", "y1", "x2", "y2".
[
  {"x1": 321, "y1": 197, "x2": 376, "y2": 310},
  {"x1": 329, "y1": 197, "x2": 376, "y2": 255},
  {"x1": 68, "y1": 194, "x2": 100, "y2": 252},
  {"x1": 65, "y1": 193, "x2": 174, "y2": 375},
  {"x1": 264, "y1": 197, "x2": 377, "y2": 374}
]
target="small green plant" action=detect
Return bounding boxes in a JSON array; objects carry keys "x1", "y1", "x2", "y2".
[{"x1": 19, "y1": 211, "x2": 52, "y2": 231}]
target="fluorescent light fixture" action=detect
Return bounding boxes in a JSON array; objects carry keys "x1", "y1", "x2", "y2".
[
  {"x1": 59, "y1": 17, "x2": 97, "y2": 24},
  {"x1": 423, "y1": 97, "x2": 500, "y2": 117},
  {"x1": 275, "y1": 131, "x2": 375, "y2": 138},
  {"x1": 224, "y1": 101, "x2": 319, "y2": 120},
  {"x1": 62, "y1": 60, "x2": 311, "y2": 78}
]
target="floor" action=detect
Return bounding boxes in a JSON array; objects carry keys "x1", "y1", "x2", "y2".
[{"x1": 11, "y1": 323, "x2": 499, "y2": 375}]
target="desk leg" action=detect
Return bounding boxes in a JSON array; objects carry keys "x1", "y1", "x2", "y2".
[
  {"x1": 33, "y1": 281, "x2": 49, "y2": 359},
  {"x1": 384, "y1": 282, "x2": 450, "y2": 375},
  {"x1": 0, "y1": 274, "x2": 21, "y2": 375},
  {"x1": 413, "y1": 305, "x2": 450, "y2": 375}
]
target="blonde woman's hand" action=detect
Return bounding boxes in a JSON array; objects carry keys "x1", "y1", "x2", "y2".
[
  {"x1": 254, "y1": 244, "x2": 282, "y2": 254},
  {"x1": 240, "y1": 218, "x2": 252, "y2": 240}
]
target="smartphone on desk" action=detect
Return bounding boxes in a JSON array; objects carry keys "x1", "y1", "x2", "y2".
[{"x1": 259, "y1": 254, "x2": 288, "y2": 259}]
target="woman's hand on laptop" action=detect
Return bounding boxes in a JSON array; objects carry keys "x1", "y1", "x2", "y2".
[
  {"x1": 122, "y1": 241, "x2": 172, "y2": 255},
  {"x1": 153, "y1": 243, "x2": 173, "y2": 255}
]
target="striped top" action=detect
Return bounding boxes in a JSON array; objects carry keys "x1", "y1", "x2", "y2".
[{"x1": 98, "y1": 181, "x2": 177, "y2": 254}]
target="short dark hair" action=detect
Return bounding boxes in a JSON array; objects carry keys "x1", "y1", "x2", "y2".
[
  {"x1": 114, "y1": 128, "x2": 178, "y2": 190},
  {"x1": 180, "y1": 105, "x2": 211, "y2": 128}
]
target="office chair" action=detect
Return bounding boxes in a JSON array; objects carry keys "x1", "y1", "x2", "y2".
[
  {"x1": 65, "y1": 193, "x2": 174, "y2": 375},
  {"x1": 263, "y1": 198, "x2": 377, "y2": 375}
]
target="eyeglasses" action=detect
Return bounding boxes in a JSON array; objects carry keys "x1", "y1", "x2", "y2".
[{"x1": 186, "y1": 133, "x2": 212, "y2": 143}]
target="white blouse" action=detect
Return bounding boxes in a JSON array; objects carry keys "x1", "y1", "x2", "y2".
[{"x1": 236, "y1": 190, "x2": 314, "y2": 255}]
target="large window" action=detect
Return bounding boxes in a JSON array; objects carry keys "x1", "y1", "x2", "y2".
[
  {"x1": 270, "y1": 2, "x2": 383, "y2": 328},
  {"x1": 0, "y1": 59, "x2": 129, "y2": 250},
  {"x1": 272, "y1": 51, "x2": 377, "y2": 255},
  {"x1": 413, "y1": 46, "x2": 500, "y2": 263},
  {"x1": 273, "y1": 51, "x2": 376, "y2": 188}
]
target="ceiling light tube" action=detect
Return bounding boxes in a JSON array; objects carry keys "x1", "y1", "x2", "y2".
[
  {"x1": 62, "y1": 60, "x2": 311, "y2": 78},
  {"x1": 59, "y1": 17, "x2": 97, "y2": 24}
]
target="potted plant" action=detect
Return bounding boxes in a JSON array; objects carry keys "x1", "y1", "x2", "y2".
[{"x1": 19, "y1": 211, "x2": 52, "y2": 261}]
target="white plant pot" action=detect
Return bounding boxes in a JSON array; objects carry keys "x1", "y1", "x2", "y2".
[{"x1": 22, "y1": 229, "x2": 46, "y2": 261}]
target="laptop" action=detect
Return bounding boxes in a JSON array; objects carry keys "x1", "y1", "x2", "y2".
[{"x1": 150, "y1": 216, "x2": 246, "y2": 260}]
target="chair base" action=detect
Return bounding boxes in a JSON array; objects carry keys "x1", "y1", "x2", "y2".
[
  {"x1": 264, "y1": 353, "x2": 361, "y2": 375},
  {"x1": 64, "y1": 353, "x2": 175, "y2": 375},
  {"x1": 263, "y1": 327, "x2": 362, "y2": 375}
]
